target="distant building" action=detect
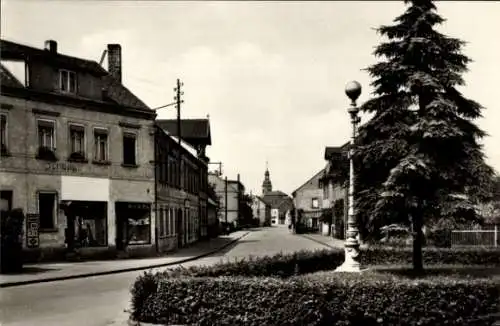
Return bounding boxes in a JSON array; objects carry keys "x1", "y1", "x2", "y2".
[
  {"x1": 292, "y1": 169, "x2": 325, "y2": 233},
  {"x1": 259, "y1": 165, "x2": 293, "y2": 225},
  {"x1": 251, "y1": 195, "x2": 271, "y2": 226},
  {"x1": 208, "y1": 173, "x2": 243, "y2": 226}
]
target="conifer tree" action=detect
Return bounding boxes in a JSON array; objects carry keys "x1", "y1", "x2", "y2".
[{"x1": 355, "y1": 0, "x2": 494, "y2": 271}]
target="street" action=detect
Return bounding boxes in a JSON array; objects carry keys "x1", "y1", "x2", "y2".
[{"x1": 0, "y1": 227, "x2": 330, "y2": 326}]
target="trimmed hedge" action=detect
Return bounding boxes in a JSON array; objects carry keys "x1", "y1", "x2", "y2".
[
  {"x1": 131, "y1": 247, "x2": 500, "y2": 325},
  {"x1": 132, "y1": 271, "x2": 500, "y2": 326},
  {"x1": 153, "y1": 247, "x2": 500, "y2": 280}
]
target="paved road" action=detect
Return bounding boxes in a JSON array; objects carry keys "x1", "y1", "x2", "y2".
[{"x1": 0, "y1": 226, "x2": 329, "y2": 326}]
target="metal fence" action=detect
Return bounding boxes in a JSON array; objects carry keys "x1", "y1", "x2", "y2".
[{"x1": 451, "y1": 226, "x2": 499, "y2": 247}]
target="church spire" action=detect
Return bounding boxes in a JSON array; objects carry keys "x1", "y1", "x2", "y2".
[{"x1": 262, "y1": 161, "x2": 272, "y2": 195}]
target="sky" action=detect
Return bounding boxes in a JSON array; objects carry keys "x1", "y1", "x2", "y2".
[{"x1": 2, "y1": 1, "x2": 499, "y2": 196}]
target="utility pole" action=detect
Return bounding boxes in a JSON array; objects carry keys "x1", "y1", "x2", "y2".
[
  {"x1": 174, "y1": 79, "x2": 184, "y2": 189},
  {"x1": 224, "y1": 176, "x2": 228, "y2": 224},
  {"x1": 208, "y1": 161, "x2": 223, "y2": 176},
  {"x1": 237, "y1": 173, "x2": 241, "y2": 225}
]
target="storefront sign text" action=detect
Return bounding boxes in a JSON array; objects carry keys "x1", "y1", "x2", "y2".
[
  {"x1": 126, "y1": 203, "x2": 150, "y2": 210},
  {"x1": 46, "y1": 162, "x2": 78, "y2": 173}
]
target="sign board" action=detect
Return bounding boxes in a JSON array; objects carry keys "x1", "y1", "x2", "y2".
[
  {"x1": 126, "y1": 203, "x2": 150, "y2": 211},
  {"x1": 46, "y1": 162, "x2": 78, "y2": 173},
  {"x1": 26, "y1": 213, "x2": 40, "y2": 248}
]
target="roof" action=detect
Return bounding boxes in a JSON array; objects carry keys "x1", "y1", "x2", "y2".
[
  {"x1": 325, "y1": 142, "x2": 350, "y2": 160},
  {"x1": 156, "y1": 119, "x2": 212, "y2": 147},
  {"x1": 1, "y1": 39, "x2": 106, "y2": 76},
  {"x1": 0, "y1": 63, "x2": 24, "y2": 88},
  {"x1": 291, "y1": 168, "x2": 325, "y2": 197},
  {"x1": 262, "y1": 191, "x2": 292, "y2": 209},
  {"x1": 265, "y1": 190, "x2": 288, "y2": 197},
  {"x1": 252, "y1": 195, "x2": 269, "y2": 205},
  {"x1": 0, "y1": 39, "x2": 151, "y2": 112}
]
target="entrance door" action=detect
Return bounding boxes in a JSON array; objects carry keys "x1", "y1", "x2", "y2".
[{"x1": 177, "y1": 208, "x2": 183, "y2": 248}]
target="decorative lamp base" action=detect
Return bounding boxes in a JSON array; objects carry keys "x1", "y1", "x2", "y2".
[{"x1": 334, "y1": 246, "x2": 367, "y2": 273}]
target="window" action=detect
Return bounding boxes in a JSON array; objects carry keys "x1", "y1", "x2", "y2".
[
  {"x1": 123, "y1": 132, "x2": 137, "y2": 165},
  {"x1": 0, "y1": 190, "x2": 13, "y2": 212},
  {"x1": 167, "y1": 209, "x2": 171, "y2": 236},
  {"x1": 311, "y1": 198, "x2": 319, "y2": 209},
  {"x1": 171, "y1": 208, "x2": 176, "y2": 235},
  {"x1": 69, "y1": 124, "x2": 85, "y2": 159},
  {"x1": 159, "y1": 207, "x2": 165, "y2": 236},
  {"x1": 323, "y1": 184, "x2": 329, "y2": 199},
  {"x1": 1, "y1": 114, "x2": 7, "y2": 153},
  {"x1": 38, "y1": 120, "x2": 56, "y2": 150},
  {"x1": 38, "y1": 192, "x2": 57, "y2": 230},
  {"x1": 74, "y1": 201, "x2": 107, "y2": 247},
  {"x1": 59, "y1": 69, "x2": 77, "y2": 94},
  {"x1": 118, "y1": 202, "x2": 151, "y2": 245},
  {"x1": 94, "y1": 129, "x2": 108, "y2": 162}
]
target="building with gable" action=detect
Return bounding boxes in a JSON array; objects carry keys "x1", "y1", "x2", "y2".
[
  {"x1": 0, "y1": 39, "x2": 157, "y2": 260},
  {"x1": 251, "y1": 194, "x2": 271, "y2": 226},
  {"x1": 292, "y1": 168, "x2": 325, "y2": 233}
]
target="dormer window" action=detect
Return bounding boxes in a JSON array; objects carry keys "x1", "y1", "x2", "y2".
[{"x1": 59, "y1": 69, "x2": 76, "y2": 93}]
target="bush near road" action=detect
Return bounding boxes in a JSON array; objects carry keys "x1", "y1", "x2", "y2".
[{"x1": 131, "y1": 247, "x2": 500, "y2": 326}]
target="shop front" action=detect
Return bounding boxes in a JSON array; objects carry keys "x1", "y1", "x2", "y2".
[
  {"x1": 115, "y1": 202, "x2": 152, "y2": 252},
  {"x1": 61, "y1": 200, "x2": 108, "y2": 251}
]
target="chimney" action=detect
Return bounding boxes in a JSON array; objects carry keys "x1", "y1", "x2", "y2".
[
  {"x1": 107, "y1": 44, "x2": 122, "y2": 83},
  {"x1": 44, "y1": 40, "x2": 57, "y2": 53}
]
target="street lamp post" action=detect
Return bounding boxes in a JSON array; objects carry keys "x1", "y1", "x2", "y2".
[{"x1": 335, "y1": 80, "x2": 364, "y2": 273}]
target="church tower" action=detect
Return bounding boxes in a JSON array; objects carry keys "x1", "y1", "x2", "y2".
[{"x1": 262, "y1": 161, "x2": 272, "y2": 195}]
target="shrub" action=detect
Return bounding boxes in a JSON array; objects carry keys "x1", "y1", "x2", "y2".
[
  {"x1": 1, "y1": 208, "x2": 25, "y2": 273},
  {"x1": 427, "y1": 228, "x2": 452, "y2": 248},
  {"x1": 132, "y1": 270, "x2": 499, "y2": 326}
]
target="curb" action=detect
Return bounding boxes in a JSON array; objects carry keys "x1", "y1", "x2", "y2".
[
  {"x1": 0, "y1": 231, "x2": 250, "y2": 288},
  {"x1": 298, "y1": 233, "x2": 338, "y2": 249}
]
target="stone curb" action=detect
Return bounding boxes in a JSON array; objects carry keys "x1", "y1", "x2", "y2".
[
  {"x1": 297, "y1": 233, "x2": 339, "y2": 249},
  {"x1": 0, "y1": 231, "x2": 250, "y2": 288}
]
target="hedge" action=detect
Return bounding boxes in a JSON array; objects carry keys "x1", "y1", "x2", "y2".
[
  {"x1": 131, "y1": 247, "x2": 500, "y2": 325},
  {"x1": 153, "y1": 247, "x2": 500, "y2": 280},
  {"x1": 131, "y1": 271, "x2": 500, "y2": 326}
]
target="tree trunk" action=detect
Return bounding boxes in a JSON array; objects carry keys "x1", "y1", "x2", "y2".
[{"x1": 412, "y1": 211, "x2": 424, "y2": 272}]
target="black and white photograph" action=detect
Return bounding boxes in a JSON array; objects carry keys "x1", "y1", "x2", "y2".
[{"x1": 0, "y1": 1, "x2": 499, "y2": 325}]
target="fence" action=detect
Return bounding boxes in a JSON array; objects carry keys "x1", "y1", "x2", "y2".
[{"x1": 451, "y1": 225, "x2": 499, "y2": 248}]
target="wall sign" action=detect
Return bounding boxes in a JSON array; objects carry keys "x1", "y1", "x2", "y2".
[
  {"x1": 26, "y1": 213, "x2": 40, "y2": 248},
  {"x1": 126, "y1": 203, "x2": 150, "y2": 210},
  {"x1": 46, "y1": 162, "x2": 78, "y2": 173}
]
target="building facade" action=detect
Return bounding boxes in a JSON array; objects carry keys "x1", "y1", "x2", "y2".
[
  {"x1": 154, "y1": 125, "x2": 211, "y2": 252},
  {"x1": 292, "y1": 169, "x2": 326, "y2": 233},
  {"x1": 0, "y1": 39, "x2": 157, "y2": 260},
  {"x1": 320, "y1": 144, "x2": 349, "y2": 239},
  {"x1": 251, "y1": 195, "x2": 271, "y2": 226},
  {"x1": 208, "y1": 173, "x2": 242, "y2": 226}
]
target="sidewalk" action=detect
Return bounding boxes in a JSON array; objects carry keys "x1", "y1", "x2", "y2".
[{"x1": 0, "y1": 230, "x2": 249, "y2": 288}]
